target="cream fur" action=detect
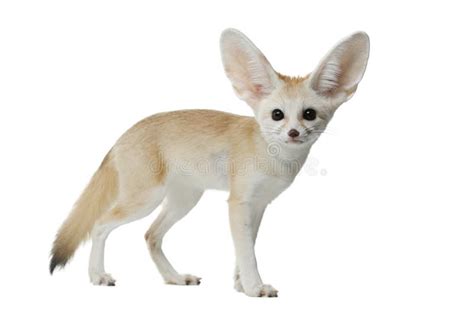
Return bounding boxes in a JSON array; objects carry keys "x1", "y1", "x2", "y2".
[{"x1": 50, "y1": 29, "x2": 370, "y2": 297}]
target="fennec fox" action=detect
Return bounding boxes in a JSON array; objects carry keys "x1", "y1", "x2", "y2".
[{"x1": 50, "y1": 29, "x2": 370, "y2": 297}]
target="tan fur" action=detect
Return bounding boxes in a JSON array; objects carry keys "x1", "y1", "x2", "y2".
[
  {"x1": 113, "y1": 110, "x2": 262, "y2": 179},
  {"x1": 49, "y1": 152, "x2": 118, "y2": 273},
  {"x1": 276, "y1": 72, "x2": 309, "y2": 86}
]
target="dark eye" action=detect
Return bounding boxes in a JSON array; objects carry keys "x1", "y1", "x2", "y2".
[
  {"x1": 272, "y1": 109, "x2": 284, "y2": 121},
  {"x1": 303, "y1": 108, "x2": 317, "y2": 121}
]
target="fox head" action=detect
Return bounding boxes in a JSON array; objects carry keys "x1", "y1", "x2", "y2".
[{"x1": 220, "y1": 29, "x2": 370, "y2": 150}]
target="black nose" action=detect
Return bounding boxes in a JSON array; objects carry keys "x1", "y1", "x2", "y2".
[{"x1": 288, "y1": 129, "x2": 300, "y2": 138}]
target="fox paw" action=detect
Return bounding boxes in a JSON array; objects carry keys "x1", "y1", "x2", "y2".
[
  {"x1": 166, "y1": 274, "x2": 201, "y2": 286},
  {"x1": 90, "y1": 273, "x2": 116, "y2": 286},
  {"x1": 246, "y1": 284, "x2": 278, "y2": 297}
]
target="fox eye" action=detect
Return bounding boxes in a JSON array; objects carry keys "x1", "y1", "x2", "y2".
[
  {"x1": 303, "y1": 108, "x2": 317, "y2": 121},
  {"x1": 272, "y1": 109, "x2": 284, "y2": 121}
]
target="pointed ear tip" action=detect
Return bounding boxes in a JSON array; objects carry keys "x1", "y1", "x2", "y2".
[
  {"x1": 220, "y1": 28, "x2": 244, "y2": 41},
  {"x1": 351, "y1": 31, "x2": 369, "y2": 39},
  {"x1": 351, "y1": 31, "x2": 370, "y2": 46}
]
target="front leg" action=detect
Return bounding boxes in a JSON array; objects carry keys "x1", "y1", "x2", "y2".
[
  {"x1": 233, "y1": 203, "x2": 265, "y2": 293},
  {"x1": 228, "y1": 199, "x2": 278, "y2": 297}
]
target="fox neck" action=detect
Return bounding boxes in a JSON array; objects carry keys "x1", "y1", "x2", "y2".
[{"x1": 275, "y1": 143, "x2": 311, "y2": 163}]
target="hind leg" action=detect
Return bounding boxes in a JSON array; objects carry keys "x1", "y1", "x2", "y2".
[
  {"x1": 89, "y1": 188, "x2": 165, "y2": 286},
  {"x1": 145, "y1": 186, "x2": 203, "y2": 285}
]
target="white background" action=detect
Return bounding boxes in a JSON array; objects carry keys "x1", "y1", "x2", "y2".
[{"x1": 0, "y1": 1, "x2": 473, "y2": 315}]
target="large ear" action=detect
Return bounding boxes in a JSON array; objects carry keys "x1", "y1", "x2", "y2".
[
  {"x1": 220, "y1": 28, "x2": 280, "y2": 108},
  {"x1": 310, "y1": 32, "x2": 370, "y2": 102}
]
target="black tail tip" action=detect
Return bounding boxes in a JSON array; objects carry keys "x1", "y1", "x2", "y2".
[{"x1": 49, "y1": 255, "x2": 67, "y2": 275}]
